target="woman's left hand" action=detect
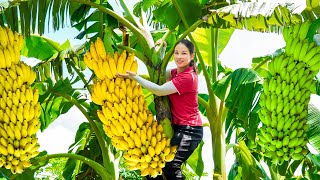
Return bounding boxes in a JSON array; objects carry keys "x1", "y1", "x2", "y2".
[{"x1": 116, "y1": 70, "x2": 136, "y2": 79}]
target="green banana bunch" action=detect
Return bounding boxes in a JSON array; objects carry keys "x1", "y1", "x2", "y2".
[{"x1": 258, "y1": 20, "x2": 320, "y2": 165}]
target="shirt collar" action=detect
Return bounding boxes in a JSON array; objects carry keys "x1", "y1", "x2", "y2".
[{"x1": 178, "y1": 66, "x2": 194, "y2": 74}]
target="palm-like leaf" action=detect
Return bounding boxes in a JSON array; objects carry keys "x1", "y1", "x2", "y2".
[
  {"x1": 133, "y1": 1, "x2": 166, "y2": 30},
  {"x1": 307, "y1": 103, "x2": 320, "y2": 153},
  {"x1": 63, "y1": 122, "x2": 92, "y2": 179},
  {"x1": 192, "y1": 27, "x2": 234, "y2": 66},
  {"x1": 207, "y1": 1, "x2": 316, "y2": 32},
  {"x1": 0, "y1": 0, "x2": 75, "y2": 36}
]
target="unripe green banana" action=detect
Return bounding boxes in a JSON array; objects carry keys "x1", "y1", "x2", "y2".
[
  {"x1": 299, "y1": 41, "x2": 310, "y2": 60},
  {"x1": 299, "y1": 20, "x2": 311, "y2": 40}
]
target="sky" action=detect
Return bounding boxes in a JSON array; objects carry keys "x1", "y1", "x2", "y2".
[{"x1": 31, "y1": 1, "x2": 320, "y2": 179}]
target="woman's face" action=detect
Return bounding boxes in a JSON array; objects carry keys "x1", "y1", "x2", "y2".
[{"x1": 174, "y1": 43, "x2": 194, "y2": 69}]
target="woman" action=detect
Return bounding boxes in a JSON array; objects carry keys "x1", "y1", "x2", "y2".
[{"x1": 118, "y1": 39, "x2": 203, "y2": 180}]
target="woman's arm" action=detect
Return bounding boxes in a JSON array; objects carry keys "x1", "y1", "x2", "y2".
[
  {"x1": 132, "y1": 75, "x2": 177, "y2": 96},
  {"x1": 117, "y1": 71, "x2": 177, "y2": 96}
]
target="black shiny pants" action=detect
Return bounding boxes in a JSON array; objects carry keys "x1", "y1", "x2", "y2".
[{"x1": 146, "y1": 124, "x2": 203, "y2": 180}]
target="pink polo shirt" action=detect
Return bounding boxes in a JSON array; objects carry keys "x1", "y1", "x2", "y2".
[{"x1": 168, "y1": 67, "x2": 202, "y2": 126}]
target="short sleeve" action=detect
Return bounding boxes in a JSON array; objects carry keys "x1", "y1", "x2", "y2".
[{"x1": 171, "y1": 73, "x2": 194, "y2": 94}]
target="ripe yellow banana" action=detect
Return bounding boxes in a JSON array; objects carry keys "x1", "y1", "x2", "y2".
[
  {"x1": 116, "y1": 50, "x2": 126, "y2": 74},
  {"x1": 0, "y1": 26, "x2": 9, "y2": 48},
  {"x1": 148, "y1": 146, "x2": 155, "y2": 157},
  {"x1": 108, "y1": 57, "x2": 117, "y2": 78},
  {"x1": 165, "y1": 153, "x2": 175, "y2": 162},
  {"x1": 155, "y1": 143, "x2": 162, "y2": 155},
  {"x1": 140, "y1": 167, "x2": 151, "y2": 176},
  {"x1": 89, "y1": 42, "x2": 99, "y2": 61},
  {"x1": 136, "y1": 117, "x2": 144, "y2": 128},
  {"x1": 102, "y1": 60, "x2": 113, "y2": 79},
  {"x1": 94, "y1": 37, "x2": 107, "y2": 60},
  {"x1": 13, "y1": 44, "x2": 20, "y2": 64},
  {"x1": 0, "y1": 49, "x2": 6, "y2": 68},
  {"x1": 151, "y1": 136, "x2": 157, "y2": 148},
  {"x1": 6, "y1": 27, "x2": 14, "y2": 46},
  {"x1": 3, "y1": 48, "x2": 13, "y2": 68},
  {"x1": 130, "y1": 60, "x2": 138, "y2": 73},
  {"x1": 123, "y1": 53, "x2": 135, "y2": 72},
  {"x1": 117, "y1": 103, "x2": 125, "y2": 118},
  {"x1": 20, "y1": 160, "x2": 32, "y2": 168},
  {"x1": 132, "y1": 133, "x2": 141, "y2": 148},
  {"x1": 7, "y1": 45, "x2": 16, "y2": 65},
  {"x1": 128, "y1": 118, "x2": 137, "y2": 132},
  {"x1": 0, "y1": 137, "x2": 7, "y2": 147},
  {"x1": 126, "y1": 136, "x2": 135, "y2": 148}
]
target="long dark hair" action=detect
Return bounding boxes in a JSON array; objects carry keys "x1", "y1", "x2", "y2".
[{"x1": 176, "y1": 39, "x2": 197, "y2": 74}]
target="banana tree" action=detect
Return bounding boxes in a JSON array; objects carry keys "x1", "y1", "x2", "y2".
[{"x1": 1, "y1": 0, "x2": 320, "y2": 179}]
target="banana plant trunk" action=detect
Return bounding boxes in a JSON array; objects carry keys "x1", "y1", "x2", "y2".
[
  {"x1": 194, "y1": 27, "x2": 227, "y2": 179},
  {"x1": 146, "y1": 58, "x2": 172, "y2": 121},
  {"x1": 211, "y1": 115, "x2": 226, "y2": 180}
]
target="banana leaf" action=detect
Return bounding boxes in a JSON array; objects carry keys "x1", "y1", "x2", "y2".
[
  {"x1": 192, "y1": 27, "x2": 234, "y2": 66},
  {"x1": 212, "y1": 68, "x2": 262, "y2": 131},
  {"x1": 35, "y1": 77, "x2": 87, "y2": 131},
  {"x1": 63, "y1": 122, "x2": 91, "y2": 179},
  {"x1": 206, "y1": 1, "x2": 316, "y2": 32},
  {"x1": 153, "y1": 0, "x2": 203, "y2": 31},
  {"x1": 186, "y1": 140, "x2": 205, "y2": 177},
  {"x1": 232, "y1": 141, "x2": 269, "y2": 180},
  {"x1": 307, "y1": 103, "x2": 320, "y2": 153}
]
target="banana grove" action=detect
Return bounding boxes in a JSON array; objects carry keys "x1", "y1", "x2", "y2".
[{"x1": 0, "y1": 0, "x2": 320, "y2": 180}]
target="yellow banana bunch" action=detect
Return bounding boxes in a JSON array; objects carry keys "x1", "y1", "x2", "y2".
[
  {"x1": 0, "y1": 27, "x2": 41, "y2": 174},
  {"x1": 258, "y1": 20, "x2": 320, "y2": 165},
  {"x1": 84, "y1": 38, "x2": 177, "y2": 177}
]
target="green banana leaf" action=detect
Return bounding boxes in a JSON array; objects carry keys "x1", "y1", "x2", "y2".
[
  {"x1": 206, "y1": 1, "x2": 316, "y2": 32},
  {"x1": 0, "y1": 0, "x2": 75, "y2": 36},
  {"x1": 232, "y1": 141, "x2": 267, "y2": 180},
  {"x1": 186, "y1": 140, "x2": 205, "y2": 177},
  {"x1": 153, "y1": 0, "x2": 203, "y2": 31},
  {"x1": 213, "y1": 68, "x2": 262, "y2": 147},
  {"x1": 72, "y1": 4, "x2": 118, "y2": 39},
  {"x1": 21, "y1": 35, "x2": 72, "y2": 61},
  {"x1": 307, "y1": 103, "x2": 320, "y2": 153},
  {"x1": 285, "y1": 160, "x2": 303, "y2": 178},
  {"x1": 132, "y1": 1, "x2": 166, "y2": 30},
  {"x1": 300, "y1": 154, "x2": 320, "y2": 180},
  {"x1": 35, "y1": 77, "x2": 86, "y2": 131},
  {"x1": 304, "y1": 154, "x2": 320, "y2": 179},
  {"x1": 212, "y1": 68, "x2": 262, "y2": 126},
  {"x1": 228, "y1": 163, "x2": 238, "y2": 180},
  {"x1": 21, "y1": 35, "x2": 60, "y2": 60},
  {"x1": 64, "y1": 121, "x2": 109, "y2": 180},
  {"x1": 198, "y1": 94, "x2": 209, "y2": 116},
  {"x1": 63, "y1": 122, "x2": 91, "y2": 179},
  {"x1": 1, "y1": 0, "x2": 319, "y2": 38},
  {"x1": 22, "y1": 35, "x2": 89, "y2": 84},
  {"x1": 192, "y1": 27, "x2": 234, "y2": 66}
]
